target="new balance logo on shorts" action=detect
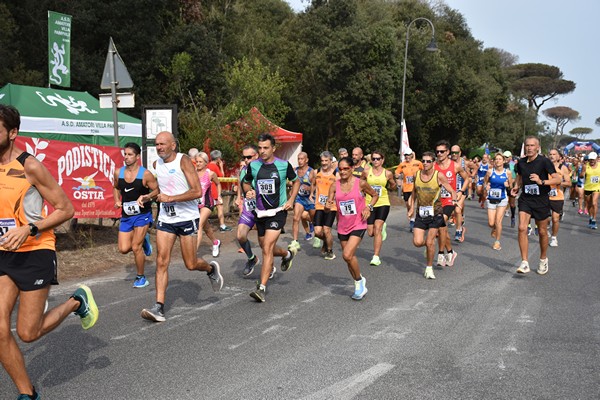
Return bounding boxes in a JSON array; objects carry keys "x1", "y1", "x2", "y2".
[{"x1": 34, "y1": 279, "x2": 45, "y2": 286}]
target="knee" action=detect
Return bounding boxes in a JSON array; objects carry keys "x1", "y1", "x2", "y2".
[
  {"x1": 118, "y1": 244, "x2": 131, "y2": 254},
  {"x1": 131, "y1": 242, "x2": 142, "y2": 253},
  {"x1": 17, "y1": 327, "x2": 41, "y2": 343},
  {"x1": 342, "y1": 251, "x2": 353, "y2": 263}
]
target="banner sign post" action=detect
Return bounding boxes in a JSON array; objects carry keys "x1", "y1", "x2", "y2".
[{"x1": 48, "y1": 11, "x2": 72, "y2": 87}]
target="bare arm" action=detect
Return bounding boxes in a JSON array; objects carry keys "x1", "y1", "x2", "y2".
[{"x1": 113, "y1": 169, "x2": 122, "y2": 208}]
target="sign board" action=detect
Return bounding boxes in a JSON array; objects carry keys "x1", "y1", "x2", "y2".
[{"x1": 99, "y1": 92, "x2": 135, "y2": 109}]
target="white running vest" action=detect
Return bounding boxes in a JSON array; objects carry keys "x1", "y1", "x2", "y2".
[{"x1": 155, "y1": 153, "x2": 200, "y2": 223}]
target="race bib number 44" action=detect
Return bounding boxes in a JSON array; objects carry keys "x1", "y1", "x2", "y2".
[
  {"x1": 123, "y1": 201, "x2": 141, "y2": 216},
  {"x1": 257, "y1": 179, "x2": 276, "y2": 195}
]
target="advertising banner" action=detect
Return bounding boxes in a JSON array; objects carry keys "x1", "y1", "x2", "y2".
[
  {"x1": 16, "y1": 136, "x2": 123, "y2": 219},
  {"x1": 48, "y1": 11, "x2": 72, "y2": 87}
]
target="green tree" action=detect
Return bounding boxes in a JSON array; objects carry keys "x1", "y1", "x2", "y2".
[
  {"x1": 569, "y1": 127, "x2": 593, "y2": 140},
  {"x1": 543, "y1": 106, "x2": 580, "y2": 148}
]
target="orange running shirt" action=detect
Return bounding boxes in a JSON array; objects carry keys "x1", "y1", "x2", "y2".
[{"x1": 395, "y1": 160, "x2": 423, "y2": 193}]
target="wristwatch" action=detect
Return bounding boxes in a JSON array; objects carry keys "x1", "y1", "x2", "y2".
[
  {"x1": 368, "y1": 204, "x2": 374, "y2": 212},
  {"x1": 28, "y1": 223, "x2": 39, "y2": 236}
]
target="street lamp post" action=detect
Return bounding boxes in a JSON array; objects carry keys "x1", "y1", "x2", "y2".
[{"x1": 400, "y1": 17, "x2": 437, "y2": 154}]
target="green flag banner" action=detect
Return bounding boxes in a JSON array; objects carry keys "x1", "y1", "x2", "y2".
[{"x1": 48, "y1": 11, "x2": 72, "y2": 87}]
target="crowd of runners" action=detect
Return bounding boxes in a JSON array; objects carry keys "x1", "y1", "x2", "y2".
[{"x1": 1, "y1": 102, "x2": 600, "y2": 399}]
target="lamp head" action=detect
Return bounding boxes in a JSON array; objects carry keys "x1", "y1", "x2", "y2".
[{"x1": 426, "y1": 37, "x2": 438, "y2": 52}]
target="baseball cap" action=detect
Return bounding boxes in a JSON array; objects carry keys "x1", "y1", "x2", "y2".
[
  {"x1": 588, "y1": 151, "x2": 598, "y2": 160},
  {"x1": 332, "y1": 156, "x2": 337, "y2": 162},
  {"x1": 403, "y1": 147, "x2": 413, "y2": 155},
  {"x1": 502, "y1": 150, "x2": 512, "y2": 158}
]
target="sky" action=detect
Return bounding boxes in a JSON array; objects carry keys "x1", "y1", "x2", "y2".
[{"x1": 285, "y1": 0, "x2": 600, "y2": 140}]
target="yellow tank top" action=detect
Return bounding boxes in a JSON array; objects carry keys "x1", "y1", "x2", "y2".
[
  {"x1": 314, "y1": 169, "x2": 337, "y2": 211},
  {"x1": 415, "y1": 170, "x2": 442, "y2": 216},
  {"x1": 584, "y1": 163, "x2": 600, "y2": 191},
  {"x1": 0, "y1": 154, "x2": 55, "y2": 252},
  {"x1": 365, "y1": 168, "x2": 390, "y2": 207}
]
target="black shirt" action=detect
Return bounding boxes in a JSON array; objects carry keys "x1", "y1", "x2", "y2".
[{"x1": 515, "y1": 155, "x2": 556, "y2": 200}]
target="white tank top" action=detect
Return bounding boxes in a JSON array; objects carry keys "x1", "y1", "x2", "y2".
[{"x1": 155, "y1": 153, "x2": 200, "y2": 223}]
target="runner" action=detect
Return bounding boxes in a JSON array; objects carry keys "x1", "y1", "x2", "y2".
[
  {"x1": 113, "y1": 142, "x2": 157, "y2": 288},
  {"x1": 243, "y1": 133, "x2": 300, "y2": 302},
  {"x1": 326, "y1": 157, "x2": 378, "y2": 299},
  {"x1": 476, "y1": 153, "x2": 490, "y2": 208},
  {"x1": 208, "y1": 149, "x2": 232, "y2": 232},
  {"x1": 503, "y1": 151, "x2": 518, "y2": 228},
  {"x1": 409, "y1": 151, "x2": 458, "y2": 279},
  {"x1": 483, "y1": 153, "x2": 513, "y2": 250},
  {"x1": 434, "y1": 140, "x2": 469, "y2": 267},
  {"x1": 311, "y1": 151, "x2": 338, "y2": 260},
  {"x1": 394, "y1": 147, "x2": 423, "y2": 232},
  {"x1": 193, "y1": 152, "x2": 222, "y2": 257},
  {"x1": 511, "y1": 136, "x2": 560, "y2": 275},
  {"x1": 0, "y1": 104, "x2": 98, "y2": 400},
  {"x1": 450, "y1": 145, "x2": 472, "y2": 241},
  {"x1": 290, "y1": 152, "x2": 316, "y2": 251},
  {"x1": 236, "y1": 144, "x2": 261, "y2": 276},
  {"x1": 351, "y1": 147, "x2": 368, "y2": 178},
  {"x1": 581, "y1": 151, "x2": 600, "y2": 229},
  {"x1": 576, "y1": 155, "x2": 588, "y2": 215},
  {"x1": 548, "y1": 149, "x2": 571, "y2": 246},
  {"x1": 364, "y1": 150, "x2": 396, "y2": 266},
  {"x1": 140, "y1": 131, "x2": 223, "y2": 322}
]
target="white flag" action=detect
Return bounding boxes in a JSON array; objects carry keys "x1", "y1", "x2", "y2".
[{"x1": 400, "y1": 119, "x2": 410, "y2": 161}]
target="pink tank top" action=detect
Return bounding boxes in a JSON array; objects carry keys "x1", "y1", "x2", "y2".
[
  {"x1": 335, "y1": 177, "x2": 367, "y2": 235},
  {"x1": 198, "y1": 170, "x2": 214, "y2": 208}
]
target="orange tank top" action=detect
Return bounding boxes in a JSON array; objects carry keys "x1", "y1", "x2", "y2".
[
  {"x1": 0, "y1": 153, "x2": 55, "y2": 252},
  {"x1": 315, "y1": 169, "x2": 337, "y2": 210}
]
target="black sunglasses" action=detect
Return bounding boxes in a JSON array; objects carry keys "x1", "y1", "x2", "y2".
[
  {"x1": 450, "y1": 151, "x2": 460, "y2": 155},
  {"x1": 422, "y1": 159, "x2": 433, "y2": 164},
  {"x1": 435, "y1": 150, "x2": 447, "y2": 154},
  {"x1": 371, "y1": 157, "x2": 382, "y2": 161}
]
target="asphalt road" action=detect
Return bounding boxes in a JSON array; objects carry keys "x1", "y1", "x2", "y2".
[{"x1": 2, "y1": 200, "x2": 599, "y2": 399}]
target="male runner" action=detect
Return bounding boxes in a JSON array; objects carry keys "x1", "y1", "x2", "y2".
[
  {"x1": 434, "y1": 140, "x2": 469, "y2": 267},
  {"x1": 236, "y1": 144, "x2": 261, "y2": 276},
  {"x1": 512, "y1": 136, "x2": 560, "y2": 275},
  {"x1": 450, "y1": 145, "x2": 472, "y2": 241},
  {"x1": 140, "y1": 131, "x2": 223, "y2": 322},
  {"x1": 113, "y1": 142, "x2": 157, "y2": 288},
  {"x1": 311, "y1": 151, "x2": 338, "y2": 260},
  {"x1": 351, "y1": 147, "x2": 368, "y2": 178},
  {"x1": 548, "y1": 149, "x2": 571, "y2": 246},
  {"x1": 395, "y1": 148, "x2": 422, "y2": 232},
  {"x1": 243, "y1": 133, "x2": 300, "y2": 302},
  {"x1": 290, "y1": 152, "x2": 316, "y2": 251},
  {"x1": 581, "y1": 151, "x2": 600, "y2": 229},
  {"x1": 476, "y1": 153, "x2": 490, "y2": 207},
  {"x1": 0, "y1": 104, "x2": 98, "y2": 400}
]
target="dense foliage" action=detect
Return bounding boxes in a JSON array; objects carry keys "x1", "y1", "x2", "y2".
[{"x1": 0, "y1": 0, "x2": 580, "y2": 164}]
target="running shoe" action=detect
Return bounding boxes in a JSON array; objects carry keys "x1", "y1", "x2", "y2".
[
  {"x1": 534, "y1": 227, "x2": 539, "y2": 236},
  {"x1": 243, "y1": 255, "x2": 259, "y2": 276},
  {"x1": 510, "y1": 217, "x2": 515, "y2": 228},
  {"x1": 454, "y1": 230, "x2": 462, "y2": 242},
  {"x1": 312, "y1": 237, "x2": 322, "y2": 248},
  {"x1": 142, "y1": 233, "x2": 152, "y2": 256},
  {"x1": 207, "y1": 261, "x2": 223, "y2": 292},
  {"x1": 351, "y1": 276, "x2": 367, "y2": 300},
  {"x1": 504, "y1": 210, "x2": 510, "y2": 217},
  {"x1": 304, "y1": 232, "x2": 314, "y2": 240},
  {"x1": 537, "y1": 258, "x2": 549, "y2": 275},
  {"x1": 212, "y1": 240, "x2": 221, "y2": 257},
  {"x1": 71, "y1": 285, "x2": 99, "y2": 330},
  {"x1": 591, "y1": 219, "x2": 598, "y2": 230},
  {"x1": 409, "y1": 220, "x2": 415, "y2": 233},
  {"x1": 516, "y1": 260, "x2": 530, "y2": 274},
  {"x1": 281, "y1": 246, "x2": 297, "y2": 272},
  {"x1": 290, "y1": 239, "x2": 301, "y2": 251},
  {"x1": 133, "y1": 275, "x2": 150, "y2": 288},
  {"x1": 141, "y1": 303, "x2": 165, "y2": 322},
  {"x1": 527, "y1": 225, "x2": 532, "y2": 236},
  {"x1": 309, "y1": 222, "x2": 314, "y2": 234},
  {"x1": 424, "y1": 266, "x2": 436, "y2": 279},
  {"x1": 448, "y1": 217, "x2": 455, "y2": 227},
  {"x1": 250, "y1": 283, "x2": 266, "y2": 302},
  {"x1": 492, "y1": 241, "x2": 501, "y2": 251},
  {"x1": 578, "y1": 209, "x2": 584, "y2": 215},
  {"x1": 370, "y1": 255, "x2": 381, "y2": 266},
  {"x1": 549, "y1": 237, "x2": 558, "y2": 247},
  {"x1": 437, "y1": 254, "x2": 446, "y2": 267},
  {"x1": 324, "y1": 250, "x2": 336, "y2": 260},
  {"x1": 17, "y1": 389, "x2": 40, "y2": 400},
  {"x1": 445, "y1": 251, "x2": 458, "y2": 267},
  {"x1": 219, "y1": 225, "x2": 233, "y2": 232},
  {"x1": 381, "y1": 222, "x2": 387, "y2": 241},
  {"x1": 269, "y1": 265, "x2": 277, "y2": 280},
  {"x1": 584, "y1": 209, "x2": 589, "y2": 215}
]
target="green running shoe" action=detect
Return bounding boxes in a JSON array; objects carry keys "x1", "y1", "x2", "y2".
[{"x1": 71, "y1": 285, "x2": 98, "y2": 330}]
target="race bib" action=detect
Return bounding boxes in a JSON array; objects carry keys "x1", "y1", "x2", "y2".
[
  {"x1": 371, "y1": 185, "x2": 382, "y2": 196},
  {"x1": 244, "y1": 198, "x2": 256, "y2": 211},
  {"x1": 339, "y1": 199, "x2": 357, "y2": 216},
  {"x1": 123, "y1": 201, "x2": 141, "y2": 216},
  {"x1": 298, "y1": 185, "x2": 310, "y2": 196},
  {"x1": 405, "y1": 176, "x2": 414, "y2": 184},
  {"x1": 440, "y1": 186, "x2": 451, "y2": 198},
  {"x1": 318, "y1": 194, "x2": 328, "y2": 205},
  {"x1": 162, "y1": 202, "x2": 177, "y2": 217},
  {"x1": 488, "y1": 189, "x2": 502, "y2": 199},
  {"x1": 592, "y1": 176, "x2": 599, "y2": 184},
  {"x1": 524, "y1": 184, "x2": 540, "y2": 195},
  {"x1": 257, "y1": 179, "x2": 276, "y2": 195},
  {"x1": 549, "y1": 188, "x2": 558, "y2": 197},
  {"x1": 419, "y1": 206, "x2": 434, "y2": 218},
  {"x1": 0, "y1": 218, "x2": 17, "y2": 240}
]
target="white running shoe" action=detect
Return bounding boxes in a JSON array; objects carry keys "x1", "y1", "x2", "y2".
[
  {"x1": 445, "y1": 251, "x2": 458, "y2": 267},
  {"x1": 549, "y1": 236, "x2": 558, "y2": 247},
  {"x1": 517, "y1": 260, "x2": 530, "y2": 274},
  {"x1": 437, "y1": 254, "x2": 446, "y2": 267},
  {"x1": 212, "y1": 240, "x2": 221, "y2": 257},
  {"x1": 424, "y1": 266, "x2": 436, "y2": 279},
  {"x1": 537, "y1": 258, "x2": 549, "y2": 275}
]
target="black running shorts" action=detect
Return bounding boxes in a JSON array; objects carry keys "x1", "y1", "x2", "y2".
[{"x1": 0, "y1": 249, "x2": 57, "y2": 291}]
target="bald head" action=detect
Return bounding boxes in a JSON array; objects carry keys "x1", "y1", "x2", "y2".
[
  {"x1": 156, "y1": 131, "x2": 175, "y2": 143},
  {"x1": 155, "y1": 131, "x2": 177, "y2": 161}
]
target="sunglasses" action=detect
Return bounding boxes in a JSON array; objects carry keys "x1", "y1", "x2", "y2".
[
  {"x1": 404, "y1": 154, "x2": 413, "y2": 157},
  {"x1": 435, "y1": 150, "x2": 447, "y2": 154},
  {"x1": 422, "y1": 159, "x2": 433, "y2": 164},
  {"x1": 339, "y1": 166, "x2": 352, "y2": 171},
  {"x1": 242, "y1": 155, "x2": 254, "y2": 160},
  {"x1": 371, "y1": 157, "x2": 382, "y2": 161},
  {"x1": 450, "y1": 151, "x2": 460, "y2": 155}
]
